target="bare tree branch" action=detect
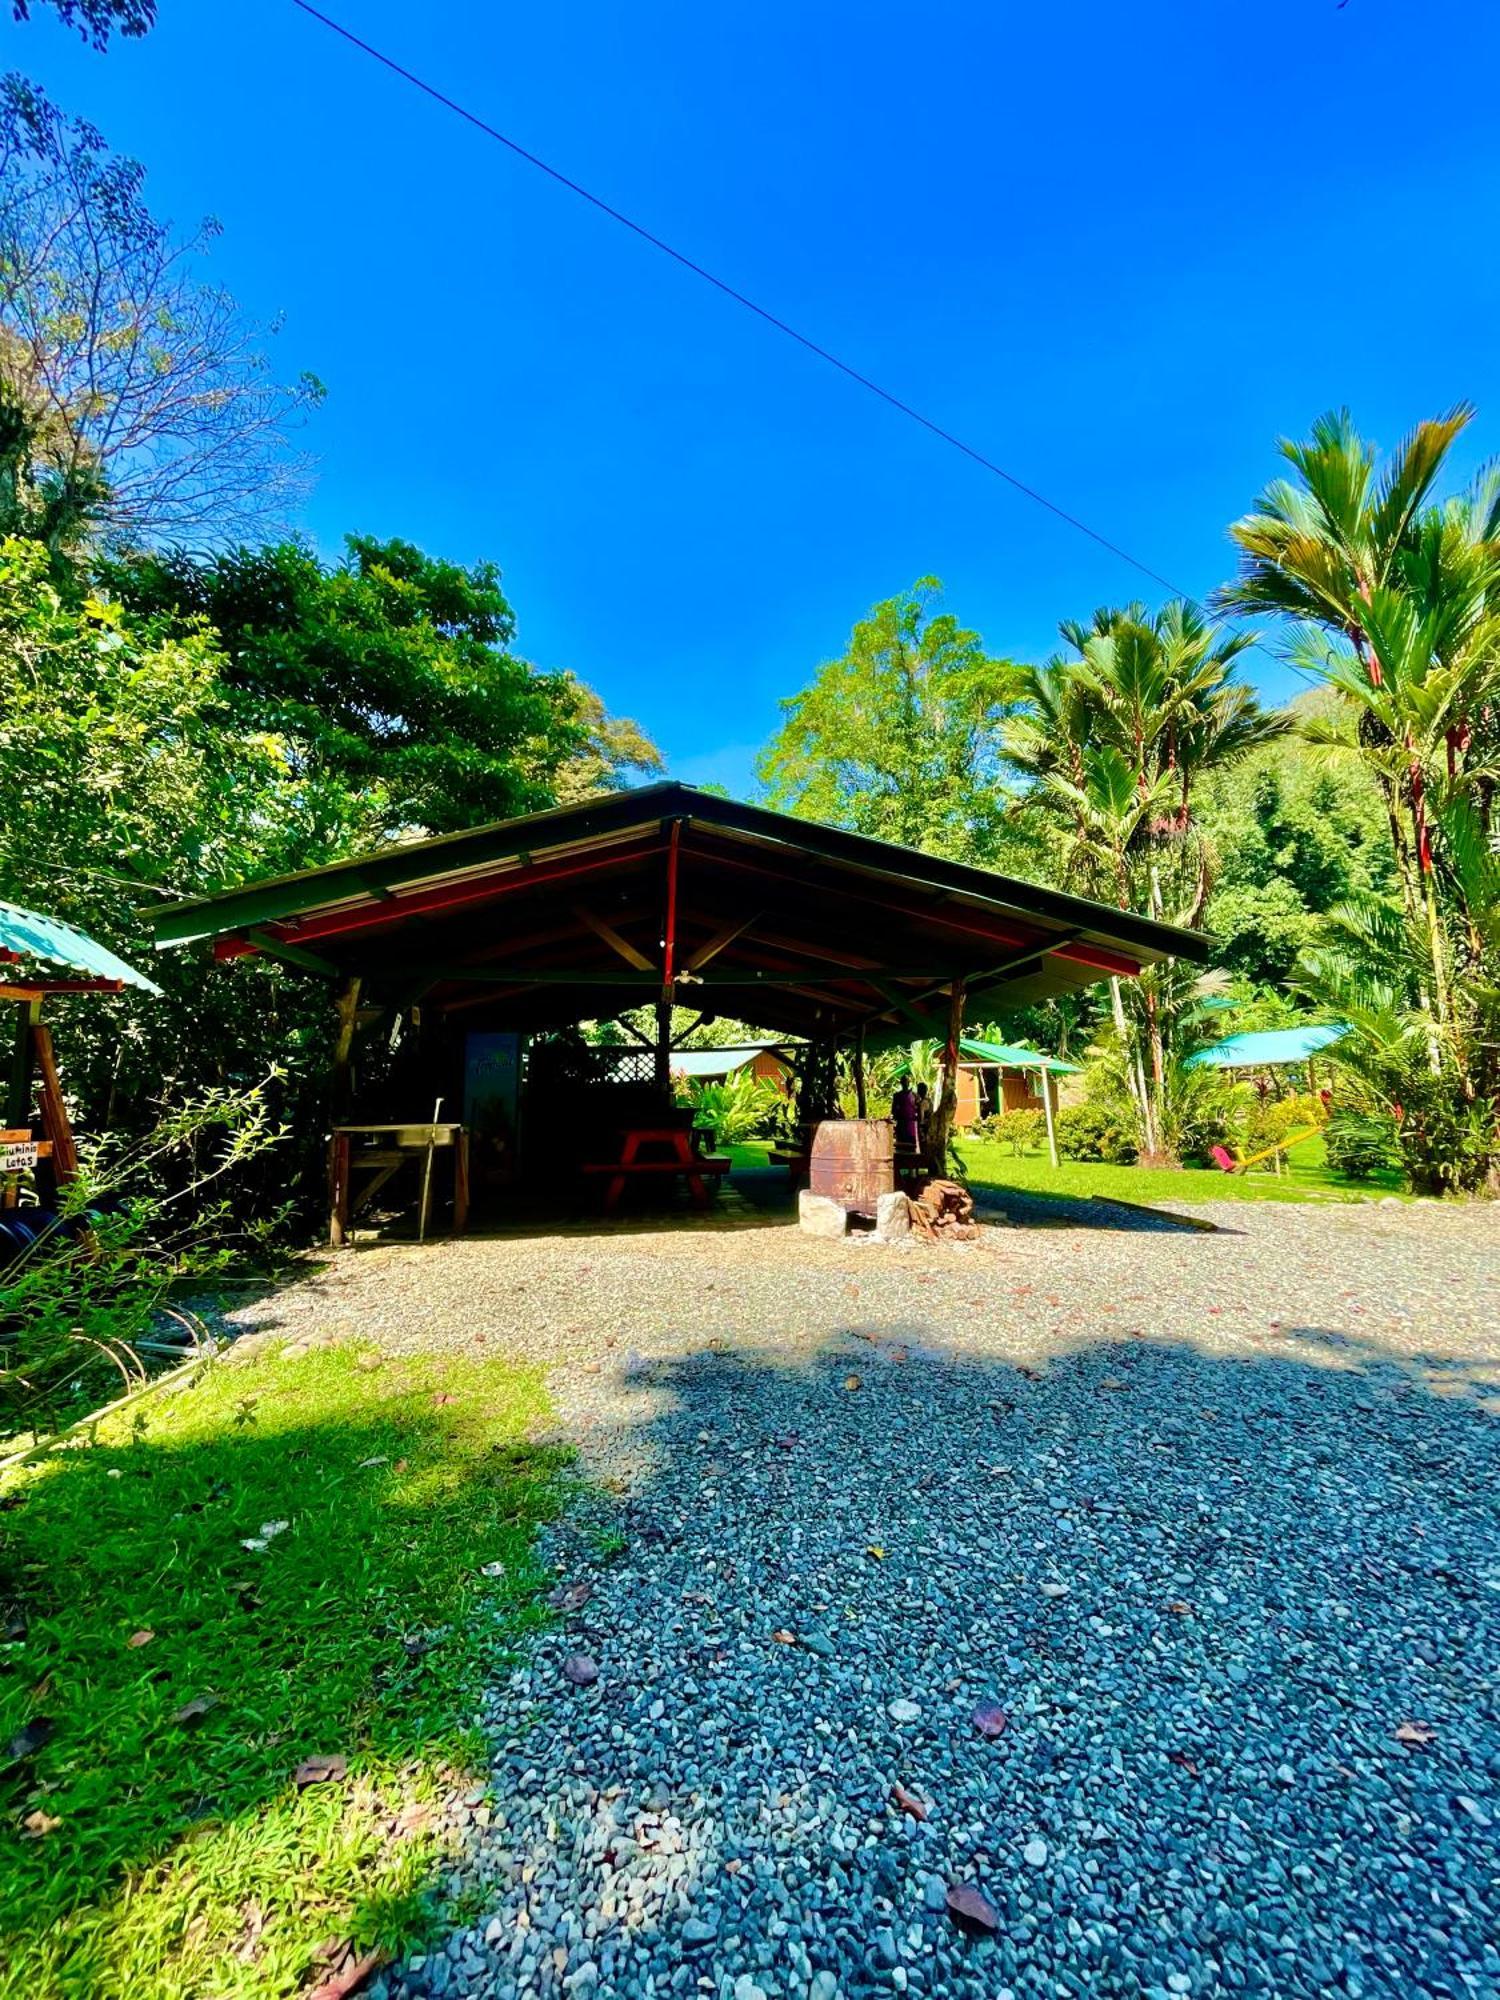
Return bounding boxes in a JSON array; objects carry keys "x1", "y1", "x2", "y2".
[{"x1": 0, "y1": 74, "x2": 323, "y2": 548}]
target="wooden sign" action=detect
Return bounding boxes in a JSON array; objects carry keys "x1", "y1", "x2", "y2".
[{"x1": 2, "y1": 1139, "x2": 39, "y2": 1172}]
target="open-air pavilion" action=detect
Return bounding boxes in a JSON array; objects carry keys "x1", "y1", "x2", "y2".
[{"x1": 153, "y1": 783, "x2": 1207, "y2": 1232}]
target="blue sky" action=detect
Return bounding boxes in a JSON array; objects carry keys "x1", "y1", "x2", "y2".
[{"x1": 13, "y1": 1, "x2": 1500, "y2": 796}]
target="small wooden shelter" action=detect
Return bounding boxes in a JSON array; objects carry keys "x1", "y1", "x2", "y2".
[
  {"x1": 2, "y1": 900, "x2": 162, "y2": 1208},
  {"x1": 151, "y1": 784, "x2": 1207, "y2": 1227}
]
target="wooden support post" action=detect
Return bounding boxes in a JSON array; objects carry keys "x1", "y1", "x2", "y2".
[
  {"x1": 854, "y1": 1022, "x2": 867, "y2": 1119},
  {"x1": 454, "y1": 1131, "x2": 470, "y2": 1235},
  {"x1": 6, "y1": 998, "x2": 37, "y2": 1131},
  {"x1": 4, "y1": 999, "x2": 39, "y2": 1211},
  {"x1": 33, "y1": 1023, "x2": 78, "y2": 1183},
  {"x1": 1040, "y1": 1065, "x2": 1059, "y2": 1170},
  {"x1": 653, "y1": 999, "x2": 672, "y2": 1099},
  {"x1": 929, "y1": 977, "x2": 967, "y2": 1173},
  {"x1": 656, "y1": 818, "x2": 682, "y2": 1101},
  {"x1": 330, "y1": 975, "x2": 363, "y2": 1123},
  {"x1": 328, "y1": 1130, "x2": 351, "y2": 1247}
]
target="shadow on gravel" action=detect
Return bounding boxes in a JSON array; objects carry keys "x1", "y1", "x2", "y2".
[{"x1": 405, "y1": 1322, "x2": 1499, "y2": 2000}]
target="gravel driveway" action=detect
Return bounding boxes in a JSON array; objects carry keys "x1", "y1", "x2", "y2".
[{"x1": 242, "y1": 1192, "x2": 1499, "y2": 2000}]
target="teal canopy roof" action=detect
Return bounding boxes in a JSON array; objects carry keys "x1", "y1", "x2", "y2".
[
  {"x1": 0, "y1": 900, "x2": 162, "y2": 997},
  {"x1": 960, "y1": 1037, "x2": 1082, "y2": 1074},
  {"x1": 1184, "y1": 1023, "x2": 1345, "y2": 1070}
]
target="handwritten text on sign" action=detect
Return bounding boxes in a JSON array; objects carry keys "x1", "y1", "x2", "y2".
[{"x1": 2, "y1": 1141, "x2": 39, "y2": 1172}]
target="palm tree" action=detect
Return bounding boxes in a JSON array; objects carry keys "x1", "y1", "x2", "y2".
[
  {"x1": 1007, "y1": 600, "x2": 1282, "y2": 1160},
  {"x1": 1219, "y1": 408, "x2": 1500, "y2": 1187}
]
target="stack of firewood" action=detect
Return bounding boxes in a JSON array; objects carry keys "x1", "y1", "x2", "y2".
[{"x1": 908, "y1": 1179, "x2": 979, "y2": 1241}]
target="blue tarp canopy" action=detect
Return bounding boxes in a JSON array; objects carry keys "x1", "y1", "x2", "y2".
[
  {"x1": 1185, "y1": 1023, "x2": 1346, "y2": 1071},
  {"x1": 0, "y1": 900, "x2": 162, "y2": 997},
  {"x1": 960, "y1": 1037, "x2": 1082, "y2": 1074}
]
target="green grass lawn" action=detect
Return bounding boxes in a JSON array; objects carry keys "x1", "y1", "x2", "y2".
[
  {"x1": 958, "y1": 1131, "x2": 1405, "y2": 1204},
  {"x1": 725, "y1": 1134, "x2": 1402, "y2": 1204},
  {"x1": 0, "y1": 1342, "x2": 571, "y2": 1999}
]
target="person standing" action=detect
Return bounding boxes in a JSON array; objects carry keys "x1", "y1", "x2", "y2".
[{"x1": 891, "y1": 1079, "x2": 919, "y2": 1153}]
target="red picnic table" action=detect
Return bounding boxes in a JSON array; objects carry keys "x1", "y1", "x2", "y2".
[{"x1": 580, "y1": 1125, "x2": 730, "y2": 1215}]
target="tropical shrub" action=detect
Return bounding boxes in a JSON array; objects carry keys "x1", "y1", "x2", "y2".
[
  {"x1": 0, "y1": 1080, "x2": 284, "y2": 1444},
  {"x1": 1056, "y1": 1099, "x2": 1137, "y2": 1165},
  {"x1": 979, "y1": 1108, "x2": 1045, "y2": 1157},
  {"x1": 1240, "y1": 1091, "x2": 1325, "y2": 1160},
  {"x1": 678, "y1": 1070, "x2": 781, "y2": 1146},
  {"x1": 1324, "y1": 1111, "x2": 1398, "y2": 1182}
]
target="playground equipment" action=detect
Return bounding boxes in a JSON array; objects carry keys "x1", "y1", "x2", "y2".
[{"x1": 1210, "y1": 1123, "x2": 1324, "y2": 1177}]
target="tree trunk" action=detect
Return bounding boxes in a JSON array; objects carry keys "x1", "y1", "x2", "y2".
[{"x1": 928, "y1": 977, "x2": 967, "y2": 1172}]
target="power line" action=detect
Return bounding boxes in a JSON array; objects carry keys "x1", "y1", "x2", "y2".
[{"x1": 288, "y1": 0, "x2": 1204, "y2": 606}]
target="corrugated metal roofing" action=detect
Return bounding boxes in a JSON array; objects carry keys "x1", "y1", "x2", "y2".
[
  {"x1": 669, "y1": 1044, "x2": 789, "y2": 1081},
  {"x1": 1185, "y1": 1024, "x2": 1346, "y2": 1070},
  {"x1": 960, "y1": 1037, "x2": 1082, "y2": 1074},
  {"x1": 0, "y1": 900, "x2": 162, "y2": 996}
]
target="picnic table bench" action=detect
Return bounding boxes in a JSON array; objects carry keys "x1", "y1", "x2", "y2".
[{"x1": 581, "y1": 1125, "x2": 731, "y2": 1214}]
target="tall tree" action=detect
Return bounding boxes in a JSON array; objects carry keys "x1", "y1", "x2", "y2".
[
  {"x1": 1006, "y1": 600, "x2": 1283, "y2": 1159},
  {"x1": 1198, "y1": 695, "x2": 1393, "y2": 985},
  {"x1": 758, "y1": 578, "x2": 1022, "y2": 862},
  {"x1": 115, "y1": 536, "x2": 661, "y2": 838},
  {"x1": 0, "y1": 76, "x2": 321, "y2": 546},
  {"x1": 1218, "y1": 409, "x2": 1500, "y2": 1189}
]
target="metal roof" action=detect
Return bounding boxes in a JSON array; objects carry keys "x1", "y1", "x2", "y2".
[
  {"x1": 1184, "y1": 1023, "x2": 1346, "y2": 1070},
  {"x1": 0, "y1": 900, "x2": 162, "y2": 997},
  {"x1": 669, "y1": 1044, "x2": 790, "y2": 1080},
  {"x1": 960, "y1": 1036, "x2": 1083, "y2": 1074},
  {"x1": 151, "y1": 783, "x2": 1210, "y2": 1040}
]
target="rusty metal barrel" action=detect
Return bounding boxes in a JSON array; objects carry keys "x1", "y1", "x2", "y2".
[{"x1": 809, "y1": 1117, "x2": 895, "y2": 1216}]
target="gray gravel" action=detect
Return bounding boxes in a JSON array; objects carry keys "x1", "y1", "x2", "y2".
[{"x1": 234, "y1": 1193, "x2": 1499, "y2": 2000}]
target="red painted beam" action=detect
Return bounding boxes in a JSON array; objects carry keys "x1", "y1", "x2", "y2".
[
  {"x1": 1053, "y1": 941, "x2": 1147, "y2": 978},
  {"x1": 223, "y1": 836, "x2": 667, "y2": 956}
]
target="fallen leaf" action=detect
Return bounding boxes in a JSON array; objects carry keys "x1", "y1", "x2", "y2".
[
  {"x1": 549, "y1": 1580, "x2": 592, "y2": 1613},
  {"x1": 1167, "y1": 1749, "x2": 1200, "y2": 1777},
  {"x1": 294, "y1": 1754, "x2": 349, "y2": 1788},
  {"x1": 1100, "y1": 1377, "x2": 1128, "y2": 1392},
  {"x1": 171, "y1": 1695, "x2": 221, "y2": 1728},
  {"x1": 432, "y1": 1392, "x2": 458, "y2": 1407},
  {"x1": 771, "y1": 1629, "x2": 797, "y2": 1646},
  {"x1": 1394, "y1": 1720, "x2": 1436, "y2": 1748},
  {"x1": 479, "y1": 1561, "x2": 507, "y2": 1579},
  {"x1": 843, "y1": 1374, "x2": 862, "y2": 1392},
  {"x1": 1167, "y1": 1601, "x2": 1193, "y2": 1616},
  {"x1": 890, "y1": 1780, "x2": 929, "y2": 1821},
  {"x1": 971, "y1": 1700, "x2": 1008, "y2": 1740},
  {"x1": 865, "y1": 1545, "x2": 886, "y2": 1561},
  {"x1": 356, "y1": 1456, "x2": 388, "y2": 1470},
  {"x1": 561, "y1": 1653, "x2": 599, "y2": 1687},
  {"x1": 945, "y1": 1883, "x2": 999, "y2": 1935},
  {"x1": 20, "y1": 1808, "x2": 61, "y2": 1838},
  {"x1": 127, "y1": 1629, "x2": 155, "y2": 1649},
  {"x1": 771, "y1": 1433, "x2": 798, "y2": 1450},
  {"x1": 4, "y1": 1717, "x2": 54, "y2": 1765}
]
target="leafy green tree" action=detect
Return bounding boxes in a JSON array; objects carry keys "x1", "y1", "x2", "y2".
[
  {"x1": 116, "y1": 537, "x2": 659, "y2": 839},
  {"x1": 1219, "y1": 408, "x2": 1500, "y2": 1187},
  {"x1": 758, "y1": 578, "x2": 1023, "y2": 863},
  {"x1": 10, "y1": 0, "x2": 154, "y2": 45},
  {"x1": 0, "y1": 533, "x2": 334, "y2": 1172},
  {"x1": 0, "y1": 76, "x2": 321, "y2": 547},
  {"x1": 1006, "y1": 600, "x2": 1283, "y2": 1160},
  {"x1": 1198, "y1": 699, "x2": 1393, "y2": 984}
]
